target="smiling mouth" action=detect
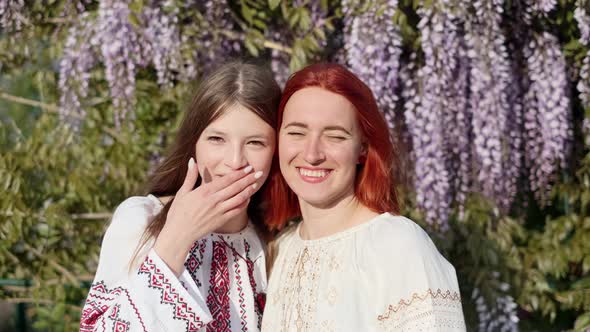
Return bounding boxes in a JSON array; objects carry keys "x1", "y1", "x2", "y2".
[{"x1": 297, "y1": 167, "x2": 332, "y2": 183}]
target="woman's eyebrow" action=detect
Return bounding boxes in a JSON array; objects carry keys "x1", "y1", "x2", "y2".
[{"x1": 283, "y1": 122, "x2": 308, "y2": 129}]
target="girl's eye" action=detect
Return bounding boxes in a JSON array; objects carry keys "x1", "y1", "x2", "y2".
[
  {"x1": 248, "y1": 140, "x2": 266, "y2": 146},
  {"x1": 207, "y1": 136, "x2": 224, "y2": 143},
  {"x1": 328, "y1": 136, "x2": 346, "y2": 141}
]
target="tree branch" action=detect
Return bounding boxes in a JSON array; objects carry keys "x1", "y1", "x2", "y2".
[
  {"x1": 24, "y1": 244, "x2": 79, "y2": 285},
  {"x1": 0, "y1": 89, "x2": 125, "y2": 142},
  {"x1": 1, "y1": 210, "x2": 111, "y2": 221},
  {"x1": 219, "y1": 29, "x2": 292, "y2": 54},
  {"x1": 0, "y1": 89, "x2": 67, "y2": 115}
]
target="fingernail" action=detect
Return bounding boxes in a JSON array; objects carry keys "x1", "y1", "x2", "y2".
[
  {"x1": 188, "y1": 158, "x2": 195, "y2": 169},
  {"x1": 252, "y1": 183, "x2": 258, "y2": 190},
  {"x1": 243, "y1": 165, "x2": 253, "y2": 174},
  {"x1": 254, "y1": 171, "x2": 263, "y2": 179}
]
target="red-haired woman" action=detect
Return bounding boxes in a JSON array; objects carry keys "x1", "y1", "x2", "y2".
[{"x1": 261, "y1": 63, "x2": 466, "y2": 331}]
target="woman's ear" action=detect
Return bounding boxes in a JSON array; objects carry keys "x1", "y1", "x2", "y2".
[{"x1": 358, "y1": 143, "x2": 368, "y2": 164}]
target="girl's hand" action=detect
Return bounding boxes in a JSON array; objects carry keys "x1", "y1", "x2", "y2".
[{"x1": 153, "y1": 158, "x2": 263, "y2": 275}]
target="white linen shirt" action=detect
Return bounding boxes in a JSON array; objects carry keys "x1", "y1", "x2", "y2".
[
  {"x1": 80, "y1": 195, "x2": 267, "y2": 332},
  {"x1": 261, "y1": 213, "x2": 466, "y2": 331}
]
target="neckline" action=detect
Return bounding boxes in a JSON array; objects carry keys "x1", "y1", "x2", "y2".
[
  {"x1": 146, "y1": 194, "x2": 255, "y2": 242},
  {"x1": 294, "y1": 212, "x2": 392, "y2": 245}
]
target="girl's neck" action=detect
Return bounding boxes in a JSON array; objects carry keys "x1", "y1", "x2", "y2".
[
  {"x1": 213, "y1": 210, "x2": 249, "y2": 234},
  {"x1": 158, "y1": 195, "x2": 249, "y2": 235},
  {"x1": 298, "y1": 194, "x2": 379, "y2": 240}
]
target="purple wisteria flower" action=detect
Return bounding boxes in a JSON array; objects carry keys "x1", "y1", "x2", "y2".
[
  {"x1": 142, "y1": 2, "x2": 183, "y2": 88},
  {"x1": 575, "y1": 0, "x2": 590, "y2": 44},
  {"x1": 58, "y1": 12, "x2": 98, "y2": 130},
  {"x1": 407, "y1": 2, "x2": 468, "y2": 229},
  {"x1": 472, "y1": 282, "x2": 519, "y2": 332},
  {"x1": 343, "y1": 0, "x2": 402, "y2": 133},
  {"x1": 578, "y1": 52, "x2": 590, "y2": 145},
  {"x1": 0, "y1": 0, "x2": 25, "y2": 32},
  {"x1": 465, "y1": 0, "x2": 518, "y2": 211},
  {"x1": 575, "y1": 0, "x2": 590, "y2": 145},
  {"x1": 95, "y1": 0, "x2": 151, "y2": 129},
  {"x1": 523, "y1": 32, "x2": 572, "y2": 203}
]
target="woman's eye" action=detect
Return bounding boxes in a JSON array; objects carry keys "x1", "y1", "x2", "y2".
[
  {"x1": 287, "y1": 132, "x2": 304, "y2": 136},
  {"x1": 207, "y1": 136, "x2": 224, "y2": 143},
  {"x1": 328, "y1": 136, "x2": 346, "y2": 141}
]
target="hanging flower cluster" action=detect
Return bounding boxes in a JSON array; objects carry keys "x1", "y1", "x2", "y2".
[
  {"x1": 472, "y1": 283, "x2": 519, "y2": 332},
  {"x1": 0, "y1": 0, "x2": 25, "y2": 32},
  {"x1": 58, "y1": 12, "x2": 99, "y2": 129},
  {"x1": 58, "y1": 0, "x2": 245, "y2": 129},
  {"x1": 342, "y1": 0, "x2": 403, "y2": 131},
  {"x1": 523, "y1": 32, "x2": 572, "y2": 203},
  {"x1": 575, "y1": 0, "x2": 590, "y2": 145},
  {"x1": 337, "y1": 0, "x2": 573, "y2": 227}
]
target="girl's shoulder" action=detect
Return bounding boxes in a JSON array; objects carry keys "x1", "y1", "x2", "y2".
[{"x1": 107, "y1": 195, "x2": 164, "y2": 236}]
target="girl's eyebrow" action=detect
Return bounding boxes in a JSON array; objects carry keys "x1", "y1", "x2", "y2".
[
  {"x1": 245, "y1": 134, "x2": 269, "y2": 140},
  {"x1": 204, "y1": 129, "x2": 226, "y2": 136}
]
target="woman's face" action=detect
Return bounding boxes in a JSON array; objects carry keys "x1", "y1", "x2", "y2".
[
  {"x1": 279, "y1": 87, "x2": 365, "y2": 208},
  {"x1": 195, "y1": 104, "x2": 275, "y2": 192}
]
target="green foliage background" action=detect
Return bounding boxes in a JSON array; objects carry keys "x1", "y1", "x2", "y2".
[{"x1": 0, "y1": 0, "x2": 589, "y2": 331}]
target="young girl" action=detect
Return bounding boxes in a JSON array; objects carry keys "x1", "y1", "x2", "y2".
[
  {"x1": 262, "y1": 63, "x2": 466, "y2": 331},
  {"x1": 80, "y1": 61, "x2": 280, "y2": 331}
]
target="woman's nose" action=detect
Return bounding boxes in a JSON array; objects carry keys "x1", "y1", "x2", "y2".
[{"x1": 303, "y1": 136, "x2": 326, "y2": 165}]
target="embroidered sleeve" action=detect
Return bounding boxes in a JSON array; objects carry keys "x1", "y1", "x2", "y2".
[
  {"x1": 80, "y1": 198, "x2": 212, "y2": 331},
  {"x1": 369, "y1": 217, "x2": 467, "y2": 331},
  {"x1": 377, "y1": 288, "x2": 465, "y2": 331},
  {"x1": 81, "y1": 251, "x2": 211, "y2": 331}
]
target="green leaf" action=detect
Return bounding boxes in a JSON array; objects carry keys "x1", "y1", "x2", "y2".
[
  {"x1": 574, "y1": 312, "x2": 590, "y2": 331},
  {"x1": 268, "y1": 0, "x2": 281, "y2": 10}
]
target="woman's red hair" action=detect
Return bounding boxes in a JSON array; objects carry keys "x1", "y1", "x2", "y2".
[{"x1": 264, "y1": 63, "x2": 400, "y2": 230}]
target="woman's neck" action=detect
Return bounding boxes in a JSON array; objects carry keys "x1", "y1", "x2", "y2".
[{"x1": 298, "y1": 194, "x2": 379, "y2": 240}]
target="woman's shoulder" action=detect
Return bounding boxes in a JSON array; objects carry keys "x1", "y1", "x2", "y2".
[
  {"x1": 362, "y1": 213, "x2": 452, "y2": 268},
  {"x1": 367, "y1": 213, "x2": 433, "y2": 246}
]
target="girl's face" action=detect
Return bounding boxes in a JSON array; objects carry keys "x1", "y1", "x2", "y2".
[
  {"x1": 279, "y1": 87, "x2": 365, "y2": 208},
  {"x1": 195, "y1": 104, "x2": 275, "y2": 192}
]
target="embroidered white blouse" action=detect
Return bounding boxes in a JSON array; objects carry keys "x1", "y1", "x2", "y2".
[
  {"x1": 80, "y1": 195, "x2": 267, "y2": 332},
  {"x1": 261, "y1": 213, "x2": 466, "y2": 331}
]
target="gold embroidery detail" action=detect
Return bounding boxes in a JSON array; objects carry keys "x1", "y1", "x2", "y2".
[
  {"x1": 328, "y1": 255, "x2": 340, "y2": 271},
  {"x1": 326, "y1": 287, "x2": 338, "y2": 306},
  {"x1": 377, "y1": 288, "x2": 465, "y2": 331},
  {"x1": 378, "y1": 288, "x2": 461, "y2": 321}
]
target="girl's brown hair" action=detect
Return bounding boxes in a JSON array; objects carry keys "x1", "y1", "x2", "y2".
[{"x1": 132, "y1": 60, "x2": 280, "y2": 267}]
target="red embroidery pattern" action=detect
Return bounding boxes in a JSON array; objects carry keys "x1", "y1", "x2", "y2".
[
  {"x1": 80, "y1": 282, "x2": 147, "y2": 332},
  {"x1": 244, "y1": 239, "x2": 264, "y2": 329},
  {"x1": 232, "y1": 253, "x2": 248, "y2": 331},
  {"x1": 206, "y1": 241, "x2": 231, "y2": 332},
  {"x1": 185, "y1": 239, "x2": 206, "y2": 287},
  {"x1": 138, "y1": 256, "x2": 206, "y2": 331}
]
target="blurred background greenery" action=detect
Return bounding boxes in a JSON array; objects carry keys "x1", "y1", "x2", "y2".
[{"x1": 1, "y1": 0, "x2": 589, "y2": 331}]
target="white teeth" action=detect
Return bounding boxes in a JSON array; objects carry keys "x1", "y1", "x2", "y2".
[{"x1": 299, "y1": 168, "x2": 328, "y2": 178}]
